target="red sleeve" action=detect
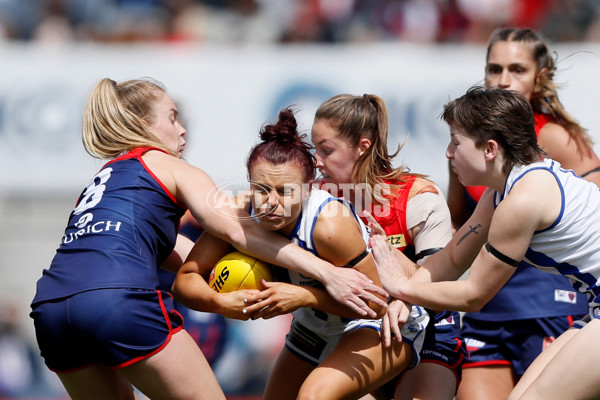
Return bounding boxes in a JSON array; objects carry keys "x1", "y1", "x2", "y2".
[{"x1": 534, "y1": 112, "x2": 553, "y2": 137}]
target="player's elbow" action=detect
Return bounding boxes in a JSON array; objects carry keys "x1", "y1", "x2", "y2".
[
  {"x1": 170, "y1": 269, "x2": 197, "y2": 308},
  {"x1": 225, "y1": 226, "x2": 248, "y2": 250},
  {"x1": 206, "y1": 216, "x2": 248, "y2": 249},
  {"x1": 462, "y1": 291, "x2": 490, "y2": 312},
  {"x1": 170, "y1": 277, "x2": 188, "y2": 306},
  {"x1": 463, "y1": 301, "x2": 484, "y2": 313}
]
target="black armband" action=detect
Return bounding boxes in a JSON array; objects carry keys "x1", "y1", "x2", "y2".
[
  {"x1": 414, "y1": 247, "x2": 444, "y2": 262},
  {"x1": 344, "y1": 249, "x2": 370, "y2": 268},
  {"x1": 485, "y1": 242, "x2": 520, "y2": 268}
]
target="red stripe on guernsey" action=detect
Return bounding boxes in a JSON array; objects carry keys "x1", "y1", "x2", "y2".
[
  {"x1": 107, "y1": 147, "x2": 186, "y2": 209},
  {"x1": 463, "y1": 359, "x2": 511, "y2": 368},
  {"x1": 567, "y1": 314, "x2": 575, "y2": 327},
  {"x1": 112, "y1": 290, "x2": 183, "y2": 369}
]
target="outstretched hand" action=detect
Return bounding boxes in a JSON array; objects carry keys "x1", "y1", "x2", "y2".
[
  {"x1": 369, "y1": 234, "x2": 409, "y2": 299},
  {"x1": 323, "y1": 267, "x2": 388, "y2": 317}
]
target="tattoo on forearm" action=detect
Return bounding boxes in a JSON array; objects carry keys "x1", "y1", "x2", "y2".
[{"x1": 457, "y1": 224, "x2": 482, "y2": 246}]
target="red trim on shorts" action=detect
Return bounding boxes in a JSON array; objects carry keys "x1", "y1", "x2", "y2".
[
  {"x1": 158, "y1": 290, "x2": 173, "y2": 331},
  {"x1": 463, "y1": 359, "x2": 511, "y2": 368},
  {"x1": 112, "y1": 290, "x2": 183, "y2": 369},
  {"x1": 398, "y1": 337, "x2": 468, "y2": 388},
  {"x1": 450, "y1": 338, "x2": 464, "y2": 367}
]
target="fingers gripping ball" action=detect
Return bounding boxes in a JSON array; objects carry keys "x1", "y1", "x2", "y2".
[{"x1": 208, "y1": 252, "x2": 273, "y2": 293}]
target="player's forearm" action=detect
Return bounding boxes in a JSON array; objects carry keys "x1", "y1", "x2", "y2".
[
  {"x1": 172, "y1": 270, "x2": 221, "y2": 313},
  {"x1": 394, "y1": 251, "x2": 419, "y2": 278},
  {"x1": 228, "y1": 220, "x2": 331, "y2": 281},
  {"x1": 302, "y1": 286, "x2": 373, "y2": 319},
  {"x1": 397, "y1": 279, "x2": 485, "y2": 312},
  {"x1": 161, "y1": 234, "x2": 195, "y2": 273},
  {"x1": 198, "y1": 202, "x2": 335, "y2": 282},
  {"x1": 217, "y1": 212, "x2": 387, "y2": 317}
]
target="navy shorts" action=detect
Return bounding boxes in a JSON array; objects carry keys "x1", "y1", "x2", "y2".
[
  {"x1": 461, "y1": 314, "x2": 583, "y2": 376},
  {"x1": 390, "y1": 310, "x2": 466, "y2": 395},
  {"x1": 419, "y1": 310, "x2": 467, "y2": 383},
  {"x1": 30, "y1": 288, "x2": 183, "y2": 372}
]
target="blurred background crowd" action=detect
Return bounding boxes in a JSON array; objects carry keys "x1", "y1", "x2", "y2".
[
  {"x1": 1, "y1": 0, "x2": 600, "y2": 45},
  {"x1": 2, "y1": 1, "x2": 600, "y2": 399}
]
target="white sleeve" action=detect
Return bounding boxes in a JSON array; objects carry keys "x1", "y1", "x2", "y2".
[{"x1": 406, "y1": 188, "x2": 453, "y2": 265}]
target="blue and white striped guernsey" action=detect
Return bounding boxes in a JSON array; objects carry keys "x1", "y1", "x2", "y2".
[{"x1": 495, "y1": 158, "x2": 600, "y2": 317}]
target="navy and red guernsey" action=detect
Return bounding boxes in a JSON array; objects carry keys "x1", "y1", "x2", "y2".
[{"x1": 32, "y1": 147, "x2": 186, "y2": 305}]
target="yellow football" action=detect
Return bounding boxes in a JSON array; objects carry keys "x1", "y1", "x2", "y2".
[{"x1": 208, "y1": 251, "x2": 273, "y2": 293}]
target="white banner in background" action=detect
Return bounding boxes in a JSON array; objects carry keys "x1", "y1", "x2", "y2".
[{"x1": 1, "y1": 42, "x2": 599, "y2": 195}]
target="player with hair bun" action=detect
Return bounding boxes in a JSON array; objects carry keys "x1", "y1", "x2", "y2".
[{"x1": 173, "y1": 107, "x2": 429, "y2": 400}]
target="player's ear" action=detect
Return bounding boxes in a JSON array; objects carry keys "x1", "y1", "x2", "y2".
[
  {"x1": 358, "y1": 138, "x2": 371, "y2": 156},
  {"x1": 535, "y1": 67, "x2": 549, "y2": 87},
  {"x1": 484, "y1": 139, "x2": 499, "y2": 161}
]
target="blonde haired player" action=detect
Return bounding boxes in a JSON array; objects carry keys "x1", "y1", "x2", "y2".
[
  {"x1": 29, "y1": 77, "x2": 387, "y2": 400},
  {"x1": 173, "y1": 107, "x2": 428, "y2": 399}
]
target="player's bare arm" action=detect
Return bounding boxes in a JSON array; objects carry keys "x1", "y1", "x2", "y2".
[
  {"x1": 161, "y1": 233, "x2": 194, "y2": 273},
  {"x1": 157, "y1": 158, "x2": 387, "y2": 315},
  {"x1": 172, "y1": 232, "x2": 257, "y2": 319},
  {"x1": 245, "y1": 279, "x2": 372, "y2": 320}
]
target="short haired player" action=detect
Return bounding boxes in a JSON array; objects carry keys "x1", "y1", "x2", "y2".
[
  {"x1": 369, "y1": 86, "x2": 600, "y2": 400},
  {"x1": 447, "y1": 27, "x2": 594, "y2": 400}
]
